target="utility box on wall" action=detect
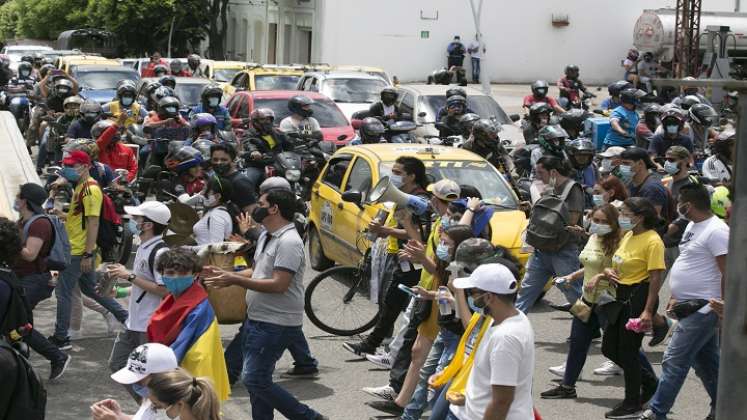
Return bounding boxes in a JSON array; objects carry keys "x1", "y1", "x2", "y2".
[{"x1": 552, "y1": 13, "x2": 570, "y2": 27}]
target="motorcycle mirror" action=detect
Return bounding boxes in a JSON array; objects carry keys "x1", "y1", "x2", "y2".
[
  {"x1": 509, "y1": 114, "x2": 520, "y2": 122},
  {"x1": 341, "y1": 190, "x2": 363, "y2": 209},
  {"x1": 417, "y1": 112, "x2": 427, "y2": 118}
]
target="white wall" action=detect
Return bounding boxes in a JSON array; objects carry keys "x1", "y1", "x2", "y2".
[{"x1": 318, "y1": 0, "x2": 745, "y2": 84}]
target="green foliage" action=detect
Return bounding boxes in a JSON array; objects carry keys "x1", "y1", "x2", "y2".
[{"x1": 0, "y1": 0, "x2": 21, "y2": 42}]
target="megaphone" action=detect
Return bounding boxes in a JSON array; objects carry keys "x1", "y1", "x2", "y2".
[{"x1": 369, "y1": 176, "x2": 430, "y2": 215}]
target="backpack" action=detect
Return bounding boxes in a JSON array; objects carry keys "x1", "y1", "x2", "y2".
[
  {"x1": 0, "y1": 269, "x2": 32, "y2": 340},
  {"x1": 0, "y1": 337, "x2": 47, "y2": 420},
  {"x1": 134, "y1": 240, "x2": 168, "y2": 305},
  {"x1": 79, "y1": 181, "x2": 122, "y2": 259},
  {"x1": 525, "y1": 181, "x2": 578, "y2": 252},
  {"x1": 23, "y1": 214, "x2": 71, "y2": 271}
]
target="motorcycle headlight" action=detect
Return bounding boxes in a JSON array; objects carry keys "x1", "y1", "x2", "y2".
[{"x1": 285, "y1": 169, "x2": 301, "y2": 182}]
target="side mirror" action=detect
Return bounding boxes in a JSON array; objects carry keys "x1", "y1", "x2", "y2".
[
  {"x1": 509, "y1": 114, "x2": 520, "y2": 122},
  {"x1": 417, "y1": 111, "x2": 427, "y2": 118},
  {"x1": 337, "y1": 134, "x2": 347, "y2": 141},
  {"x1": 341, "y1": 190, "x2": 363, "y2": 208}
]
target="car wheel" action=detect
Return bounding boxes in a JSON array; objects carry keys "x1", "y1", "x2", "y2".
[{"x1": 308, "y1": 225, "x2": 333, "y2": 271}]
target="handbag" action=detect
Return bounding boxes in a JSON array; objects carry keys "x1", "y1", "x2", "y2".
[
  {"x1": 594, "y1": 290, "x2": 623, "y2": 326},
  {"x1": 570, "y1": 298, "x2": 593, "y2": 323},
  {"x1": 668, "y1": 299, "x2": 709, "y2": 320},
  {"x1": 411, "y1": 299, "x2": 433, "y2": 325}
]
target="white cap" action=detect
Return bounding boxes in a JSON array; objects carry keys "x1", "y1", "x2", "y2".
[
  {"x1": 111, "y1": 343, "x2": 178, "y2": 385},
  {"x1": 124, "y1": 201, "x2": 171, "y2": 225},
  {"x1": 598, "y1": 146, "x2": 626, "y2": 158},
  {"x1": 259, "y1": 176, "x2": 292, "y2": 195},
  {"x1": 453, "y1": 263, "x2": 518, "y2": 295}
]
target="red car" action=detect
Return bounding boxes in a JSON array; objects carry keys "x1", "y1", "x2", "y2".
[{"x1": 226, "y1": 90, "x2": 355, "y2": 146}]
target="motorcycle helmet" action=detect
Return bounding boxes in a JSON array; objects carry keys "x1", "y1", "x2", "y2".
[
  {"x1": 565, "y1": 138, "x2": 595, "y2": 170},
  {"x1": 445, "y1": 87, "x2": 467, "y2": 99},
  {"x1": 201, "y1": 84, "x2": 223, "y2": 108},
  {"x1": 288, "y1": 95, "x2": 314, "y2": 118},
  {"x1": 165, "y1": 145, "x2": 203, "y2": 173},
  {"x1": 152, "y1": 86, "x2": 175, "y2": 103},
  {"x1": 153, "y1": 64, "x2": 169, "y2": 77},
  {"x1": 191, "y1": 112, "x2": 217, "y2": 133},
  {"x1": 472, "y1": 119, "x2": 501, "y2": 147},
  {"x1": 65, "y1": 138, "x2": 100, "y2": 161},
  {"x1": 643, "y1": 103, "x2": 662, "y2": 127},
  {"x1": 528, "y1": 102, "x2": 552, "y2": 125},
  {"x1": 169, "y1": 59, "x2": 183, "y2": 74},
  {"x1": 643, "y1": 51, "x2": 654, "y2": 62},
  {"x1": 458, "y1": 113, "x2": 480, "y2": 137},
  {"x1": 608, "y1": 80, "x2": 633, "y2": 97},
  {"x1": 79, "y1": 100, "x2": 103, "y2": 124},
  {"x1": 712, "y1": 129, "x2": 735, "y2": 159},
  {"x1": 432, "y1": 68, "x2": 450, "y2": 85},
  {"x1": 32, "y1": 53, "x2": 43, "y2": 67},
  {"x1": 620, "y1": 88, "x2": 638, "y2": 105},
  {"x1": 564, "y1": 64, "x2": 580, "y2": 79},
  {"x1": 250, "y1": 107, "x2": 275, "y2": 134},
  {"x1": 627, "y1": 48, "x2": 640, "y2": 61},
  {"x1": 54, "y1": 78, "x2": 74, "y2": 97},
  {"x1": 63, "y1": 95, "x2": 84, "y2": 117},
  {"x1": 157, "y1": 96, "x2": 182, "y2": 119},
  {"x1": 144, "y1": 81, "x2": 162, "y2": 98},
  {"x1": 559, "y1": 109, "x2": 590, "y2": 138},
  {"x1": 682, "y1": 76, "x2": 699, "y2": 95},
  {"x1": 17, "y1": 61, "x2": 32, "y2": 79},
  {"x1": 20, "y1": 55, "x2": 33, "y2": 65},
  {"x1": 39, "y1": 64, "x2": 55, "y2": 79},
  {"x1": 689, "y1": 103, "x2": 718, "y2": 127},
  {"x1": 446, "y1": 95, "x2": 466, "y2": 113},
  {"x1": 711, "y1": 185, "x2": 731, "y2": 219},
  {"x1": 359, "y1": 117, "x2": 386, "y2": 144},
  {"x1": 191, "y1": 139, "x2": 213, "y2": 162},
  {"x1": 187, "y1": 54, "x2": 201, "y2": 69},
  {"x1": 91, "y1": 119, "x2": 116, "y2": 140},
  {"x1": 537, "y1": 124, "x2": 568, "y2": 156},
  {"x1": 661, "y1": 108, "x2": 685, "y2": 137},
  {"x1": 0, "y1": 55, "x2": 10, "y2": 68},
  {"x1": 159, "y1": 75, "x2": 176, "y2": 90},
  {"x1": 531, "y1": 80, "x2": 549, "y2": 98},
  {"x1": 380, "y1": 87, "x2": 398, "y2": 106},
  {"x1": 679, "y1": 94, "x2": 701, "y2": 110},
  {"x1": 116, "y1": 80, "x2": 137, "y2": 106}
]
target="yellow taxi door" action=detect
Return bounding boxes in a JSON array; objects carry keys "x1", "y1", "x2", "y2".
[
  {"x1": 310, "y1": 154, "x2": 353, "y2": 264},
  {"x1": 335, "y1": 156, "x2": 380, "y2": 264}
]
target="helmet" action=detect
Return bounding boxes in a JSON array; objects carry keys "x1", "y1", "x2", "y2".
[
  {"x1": 689, "y1": 103, "x2": 718, "y2": 127},
  {"x1": 54, "y1": 78, "x2": 74, "y2": 97},
  {"x1": 169, "y1": 59, "x2": 183, "y2": 74},
  {"x1": 679, "y1": 95, "x2": 701, "y2": 110},
  {"x1": 144, "y1": 81, "x2": 162, "y2": 97},
  {"x1": 191, "y1": 139, "x2": 213, "y2": 160},
  {"x1": 116, "y1": 80, "x2": 137, "y2": 103},
  {"x1": 191, "y1": 112, "x2": 217, "y2": 131},
  {"x1": 250, "y1": 107, "x2": 275, "y2": 133},
  {"x1": 380, "y1": 87, "x2": 398, "y2": 106},
  {"x1": 39, "y1": 64, "x2": 54, "y2": 79},
  {"x1": 63, "y1": 95, "x2": 84, "y2": 116},
  {"x1": 359, "y1": 117, "x2": 386, "y2": 144},
  {"x1": 165, "y1": 145, "x2": 203, "y2": 173},
  {"x1": 65, "y1": 138, "x2": 99, "y2": 160},
  {"x1": 537, "y1": 124, "x2": 568, "y2": 156},
  {"x1": 446, "y1": 94, "x2": 466, "y2": 112},
  {"x1": 564, "y1": 138, "x2": 595, "y2": 170},
  {"x1": 620, "y1": 88, "x2": 638, "y2": 105},
  {"x1": 627, "y1": 48, "x2": 640, "y2": 61},
  {"x1": 159, "y1": 75, "x2": 176, "y2": 89},
  {"x1": 91, "y1": 119, "x2": 116, "y2": 140},
  {"x1": 152, "y1": 86, "x2": 175, "y2": 103},
  {"x1": 288, "y1": 95, "x2": 314, "y2": 117},
  {"x1": 201, "y1": 84, "x2": 223, "y2": 108},
  {"x1": 17, "y1": 61, "x2": 32, "y2": 78},
  {"x1": 643, "y1": 103, "x2": 661, "y2": 117},
  {"x1": 564, "y1": 64, "x2": 580, "y2": 79},
  {"x1": 452, "y1": 238, "x2": 498, "y2": 276},
  {"x1": 79, "y1": 100, "x2": 102, "y2": 124},
  {"x1": 558, "y1": 109, "x2": 590, "y2": 136},
  {"x1": 643, "y1": 51, "x2": 654, "y2": 61},
  {"x1": 153, "y1": 64, "x2": 168, "y2": 76},
  {"x1": 20, "y1": 55, "x2": 32, "y2": 64},
  {"x1": 528, "y1": 102, "x2": 552, "y2": 123},
  {"x1": 32, "y1": 53, "x2": 43, "y2": 65},
  {"x1": 432, "y1": 68, "x2": 450, "y2": 85},
  {"x1": 445, "y1": 87, "x2": 467, "y2": 99},
  {"x1": 187, "y1": 54, "x2": 201, "y2": 69},
  {"x1": 531, "y1": 80, "x2": 549, "y2": 98},
  {"x1": 712, "y1": 129, "x2": 735, "y2": 157},
  {"x1": 157, "y1": 96, "x2": 181, "y2": 119},
  {"x1": 472, "y1": 119, "x2": 501, "y2": 145},
  {"x1": 608, "y1": 80, "x2": 633, "y2": 97},
  {"x1": 458, "y1": 113, "x2": 480, "y2": 137},
  {"x1": 711, "y1": 185, "x2": 731, "y2": 219}
]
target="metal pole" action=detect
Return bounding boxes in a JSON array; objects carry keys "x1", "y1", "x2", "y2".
[
  {"x1": 467, "y1": 0, "x2": 490, "y2": 95},
  {"x1": 263, "y1": 0, "x2": 270, "y2": 63}
]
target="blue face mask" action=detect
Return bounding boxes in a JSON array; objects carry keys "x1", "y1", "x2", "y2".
[
  {"x1": 389, "y1": 174, "x2": 403, "y2": 188},
  {"x1": 618, "y1": 216, "x2": 636, "y2": 231},
  {"x1": 121, "y1": 96, "x2": 134, "y2": 107},
  {"x1": 208, "y1": 97, "x2": 220, "y2": 107},
  {"x1": 592, "y1": 194, "x2": 605, "y2": 207},
  {"x1": 61, "y1": 166, "x2": 81, "y2": 183},
  {"x1": 435, "y1": 243, "x2": 451, "y2": 262},
  {"x1": 162, "y1": 275, "x2": 194, "y2": 296},
  {"x1": 128, "y1": 219, "x2": 142, "y2": 236},
  {"x1": 132, "y1": 383, "x2": 149, "y2": 398},
  {"x1": 617, "y1": 164, "x2": 633, "y2": 182},
  {"x1": 664, "y1": 160, "x2": 680, "y2": 175},
  {"x1": 441, "y1": 217, "x2": 452, "y2": 230}
]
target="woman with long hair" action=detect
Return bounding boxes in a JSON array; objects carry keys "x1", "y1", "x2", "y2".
[{"x1": 147, "y1": 368, "x2": 221, "y2": 420}]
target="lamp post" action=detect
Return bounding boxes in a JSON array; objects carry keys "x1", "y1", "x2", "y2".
[{"x1": 467, "y1": 0, "x2": 490, "y2": 95}]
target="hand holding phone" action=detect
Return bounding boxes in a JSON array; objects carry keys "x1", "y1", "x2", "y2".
[{"x1": 397, "y1": 283, "x2": 419, "y2": 298}]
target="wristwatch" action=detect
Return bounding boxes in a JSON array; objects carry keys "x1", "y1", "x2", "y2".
[
  {"x1": 126, "y1": 273, "x2": 137, "y2": 283},
  {"x1": 82, "y1": 252, "x2": 94, "y2": 259}
]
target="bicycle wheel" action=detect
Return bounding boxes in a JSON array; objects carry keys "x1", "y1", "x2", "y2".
[{"x1": 304, "y1": 265, "x2": 380, "y2": 336}]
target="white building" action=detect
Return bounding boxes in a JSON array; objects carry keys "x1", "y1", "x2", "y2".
[{"x1": 225, "y1": 0, "x2": 745, "y2": 84}]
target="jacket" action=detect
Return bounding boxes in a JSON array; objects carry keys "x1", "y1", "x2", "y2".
[
  {"x1": 242, "y1": 127, "x2": 292, "y2": 166},
  {"x1": 368, "y1": 102, "x2": 402, "y2": 120},
  {"x1": 96, "y1": 124, "x2": 138, "y2": 181}
]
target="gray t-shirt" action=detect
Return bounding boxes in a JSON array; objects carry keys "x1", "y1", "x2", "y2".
[{"x1": 246, "y1": 223, "x2": 306, "y2": 326}]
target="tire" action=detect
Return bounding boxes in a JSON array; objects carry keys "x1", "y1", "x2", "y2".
[
  {"x1": 308, "y1": 226, "x2": 333, "y2": 271},
  {"x1": 304, "y1": 265, "x2": 380, "y2": 336}
]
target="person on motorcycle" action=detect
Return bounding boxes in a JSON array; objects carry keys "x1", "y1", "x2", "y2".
[
  {"x1": 143, "y1": 95, "x2": 190, "y2": 137},
  {"x1": 187, "y1": 112, "x2": 219, "y2": 145},
  {"x1": 169, "y1": 59, "x2": 191, "y2": 77},
  {"x1": 702, "y1": 129, "x2": 734, "y2": 185},
  {"x1": 688, "y1": 103, "x2": 719, "y2": 152},
  {"x1": 145, "y1": 86, "x2": 178, "y2": 119},
  {"x1": 190, "y1": 84, "x2": 230, "y2": 130},
  {"x1": 94, "y1": 114, "x2": 138, "y2": 182},
  {"x1": 648, "y1": 108, "x2": 693, "y2": 159},
  {"x1": 41, "y1": 74, "x2": 78, "y2": 112},
  {"x1": 463, "y1": 118, "x2": 513, "y2": 176},
  {"x1": 558, "y1": 108, "x2": 591, "y2": 140},
  {"x1": 279, "y1": 95, "x2": 323, "y2": 141},
  {"x1": 102, "y1": 80, "x2": 147, "y2": 127},
  {"x1": 140, "y1": 81, "x2": 162, "y2": 112},
  {"x1": 437, "y1": 94, "x2": 467, "y2": 137},
  {"x1": 523, "y1": 80, "x2": 564, "y2": 113},
  {"x1": 10, "y1": 61, "x2": 35, "y2": 88},
  {"x1": 600, "y1": 80, "x2": 633, "y2": 111},
  {"x1": 673, "y1": 77, "x2": 712, "y2": 107},
  {"x1": 153, "y1": 64, "x2": 169, "y2": 78},
  {"x1": 623, "y1": 48, "x2": 640, "y2": 86},
  {"x1": 635, "y1": 103, "x2": 661, "y2": 148},
  {"x1": 434, "y1": 87, "x2": 475, "y2": 122},
  {"x1": 565, "y1": 138, "x2": 598, "y2": 204},
  {"x1": 159, "y1": 75, "x2": 177, "y2": 90},
  {"x1": 36, "y1": 95, "x2": 83, "y2": 171},
  {"x1": 0, "y1": 54, "x2": 12, "y2": 85},
  {"x1": 522, "y1": 102, "x2": 553, "y2": 144},
  {"x1": 351, "y1": 117, "x2": 386, "y2": 145},
  {"x1": 677, "y1": 94, "x2": 702, "y2": 112},
  {"x1": 187, "y1": 54, "x2": 206, "y2": 78},
  {"x1": 141, "y1": 52, "x2": 168, "y2": 78},
  {"x1": 459, "y1": 112, "x2": 480, "y2": 138},
  {"x1": 368, "y1": 87, "x2": 402, "y2": 122},
  {"x1": 603, "y1": 88, "x2": 639, "y2": 148},
  {"x1": 164, "y1": 145, "x2": 205, "y2": 196},
  {"x1": 242, "y1": 108, "x2": 292, "y2": 187},
  {"x1": 66, "y1": 100, "x2": 102, "y2": 140},
  {"x1": 62, "y1": 139, "x2": 116, "y2": 187},
  {"x1": 557, "y1": 64, "x2": 593, "y2": 109}
]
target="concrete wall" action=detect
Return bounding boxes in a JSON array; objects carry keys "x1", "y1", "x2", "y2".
[{"x1": 317, "y1": 0, "x2": 745, "y2": 84}]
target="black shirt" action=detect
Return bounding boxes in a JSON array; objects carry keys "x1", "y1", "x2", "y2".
[
  {"x1": 225, "y1": 170, "x2": 257, "y2": 210},
  {"x1": 629, "y1": 173, "x2": 673, "y2": 222}
]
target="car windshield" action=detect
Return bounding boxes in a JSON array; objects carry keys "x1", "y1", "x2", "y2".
[
  {"x1": 321, "y1": 78, "x2": 388, "y2": 103},
  {"x1": 175, "y1": 82, "x2": 210, "y2": 107},
  {"x1": 76, "y1": 71, "x2": 138, "y2": 90},
  {"x1": 418, "y1": 95, "x2": 511, "y2": 124},
  {"x1": 254, "y1": 75, "x2": 300, "y2": 91},
  {"x1": 254, "y1": 97, "x2": 349, "y2": 128},
  {"x1": 213, "y1": 68, "x2": 241, "y2": 83},
  {"x1": 379, "y1": 159, "x2": 518, "y2": 208}
]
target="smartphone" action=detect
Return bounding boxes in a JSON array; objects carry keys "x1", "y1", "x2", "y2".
[{"x1": 397, "y1": 283, "x2": 418, "y2": 298}]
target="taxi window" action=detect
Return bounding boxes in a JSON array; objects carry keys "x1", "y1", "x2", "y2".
[
  {"x1": 232, "y1": 73, "x2": 247, "y2": 89},
  {"x1": 398, "y1": 91, "x2": 414, "y2": 120},
  {"x1": 322, "y1": 155, "x2": 352, "y2": 190},
  {"x1": 344, "y1": 157, "x2": 373, "y2": 199},
  {"x1": 309, "y1": 78, "x2": 319, "y2": 92}
]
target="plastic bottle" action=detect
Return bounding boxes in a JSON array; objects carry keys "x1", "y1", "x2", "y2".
[{"x1": 438, "y1": 286, "x2": 452, "y2": 316}]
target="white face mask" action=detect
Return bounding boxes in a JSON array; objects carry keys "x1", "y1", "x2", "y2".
[
  {"x1": 665, "y1": 124, "x2": 679, "y2": 135},
  {"x1": 589, "y1": 221, "x2": 612, "y2": 236},
  {"x1": 664, "y1": 160, "x2": 680, "y2": 175},
  {"x1": 601, "y1": 159, "x2": 612, "y2": 172}
]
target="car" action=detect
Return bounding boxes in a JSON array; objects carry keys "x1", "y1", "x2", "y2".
[
  {"x1": 136, "y1": 76, "x2": 214, "y2": 109},
  {"x1": 200, "y1": 60, "x2": 247, "y2": 83},
  {"x1": 394, "y1": 84, "x2": 522, "y2": 144},
  {"x1": 225, "y1": 90, "x2": 355, "y2": 145},
  {"x1": 307, "y1": 143, "x2": 530, "y2": 269},
  {"x1": 331, "y1": 65, "x2": 391, "y2": 85},
  {"x1": 132, "y1": 57, "x2": 187, "y2": 77},
  {"x1": 57, "y1": 55, "x2": 120, "y2": 74},
  {"x1": 72, "y1": 65, "x2": 140, "y2": 104},
  {"x1": 119, "y1": 58, "x2": 138, "y2": 68},
  {"x1": 223, "y1": 65, "x2": 303, "y2": 96},
  {"x1": 296, "y1": 71, "x2": 391, "y2": 121},
  {"x1": 2, "y1": 45, "x2": 54, "y2": 71}
]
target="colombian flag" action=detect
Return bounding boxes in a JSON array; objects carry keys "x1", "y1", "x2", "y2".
[{"x1": 147, "y1": 282, "x2": 230, "y2": 401}]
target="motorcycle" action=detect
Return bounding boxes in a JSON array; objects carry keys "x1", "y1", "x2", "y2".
[
  {"x1": 1, "y1": 84, "x2": 32, "y2": 134},
  {"x1": 103, "y1": 168, "x2": 137, "y2": 264},
  {"x1": 385, "y1": 120, "x2": 417, "y2": 143}
]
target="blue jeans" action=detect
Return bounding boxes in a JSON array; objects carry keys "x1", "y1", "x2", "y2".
[
  {"x1": 445, "y1": 410, "x2": 459, "y2": 420},
  {"x1": 649, "y1": 311, "x2": 720, "y2": 419},
  {"x1": 401, "y1": 330, "x2": 460, "y2": 420},
  {"x1": 430, "y1": 379, "x2": 452, "y2": 420},
  {"x1": 242, "y1": 320, "x2": 319, "y2": 420},
  {"x1": 515, "y1": 244, "x2": 581, "y2": 313},
  {"x1": 470, "y1": 57, "x2": 480, "y2": 82},
  {"x1": 53, "y1": 255, "x2": 128, "y2": 340}
]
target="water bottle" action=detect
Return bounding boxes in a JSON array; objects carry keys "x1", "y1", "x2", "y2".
[
  {"x1": 366, "y1": 209, "x2": 390, "y2": 241},
  {"x1": 438, "y1": 286, "x2": 452, "y2": 316}
]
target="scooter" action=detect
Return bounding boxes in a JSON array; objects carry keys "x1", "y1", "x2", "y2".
[{"x1": 1, "y1": 85, "x2": 32, "y2": 134}]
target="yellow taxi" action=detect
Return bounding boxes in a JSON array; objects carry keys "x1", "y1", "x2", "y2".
[
  {"x1": 308, "y1": 144, "x2": 530, "y2": 270},
  {"x1": 201, "y1": 60, "x2": 247, "y2": 84},
  {"x1": 57, "y1": 55, "x2": 120, "y2": 74},
  {"x1": 223, "y1": 65, "x2": 303, "y2": 96}
]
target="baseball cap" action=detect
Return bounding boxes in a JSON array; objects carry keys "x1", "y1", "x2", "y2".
[
  {"x1": 427, "y1": 179, "x2": 460, "y2": 201},
  {"x1": 124, "y1": 201, "x2": 171, "y2": 225},
  {"x1": 453, "y1": 263, "x2": 518, "y2": 295},
  {"x1": 620, "y1": 146, "x2": 657, "y2": 170},
  {"x1": 259, "y1": 176, "x2": 292, "y2": 195},
  {"x1": 62, "y1": 150, "x2": 91, "y2": 166},
  {"x1": 18, "y1": 183, "x2": 47, "y2": 214},
  {"x1": 598, "y1": 146, "x2": 626, "y2": 158},
  {"x1": 111, "y1": 343, "x2": 178, "y2": 385}
]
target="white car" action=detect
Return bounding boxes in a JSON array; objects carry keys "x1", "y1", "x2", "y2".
[
  {"x1": 2, "y1": 45, "x2": 54, "y2": 71},
  {"x1": 296, "y1": 71, "x2": 390, "y2": 121}
]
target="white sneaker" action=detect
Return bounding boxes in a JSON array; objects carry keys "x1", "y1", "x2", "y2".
[
  {"x1": 548, "y1": 363, "x2": 566, "y2": 378},
  {"x1": 593, "y1": 360, "x2": 623, "y2": 376},
  {"x1": 69, "y1": 329, "x2": 82, "y2": 341},
  {"x1": 365, "y1": 352, "x2": 392, "y2": 370},
  {"x1": 361, "y1": 385, "x2": 397, "y2": 401},
  {"x1": 104, "y1": 312, "x2": 123, "y2": 335}
]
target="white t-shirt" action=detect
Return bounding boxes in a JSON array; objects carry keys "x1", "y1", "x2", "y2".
[
  {"x1": 133, "y1": 399, "x2": 170, "y2": 420},
  {"x1": 192, "y1": 207, "x2": 232, "y2": 246},
  {"x1": 702, "y1": 155, "x2": 731, "y2": 184},
  {"x1": 279, "y1": 116, "x2": 321, "y2": 135},
  {"x1": 453, "y1": 311, "x2": 535, "y2": 420},
  {"x1": 126, "y1": 236, "x2": 167, "y2": 332},
  {"x1": 468, "y1": 41, "x2": 482, "y2": 59},
  {"x1": 669, "y1": 216, "x2": 729, "y2": 301}
]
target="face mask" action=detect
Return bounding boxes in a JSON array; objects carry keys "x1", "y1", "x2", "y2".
[
  {"x1": 589, "y1": 222, "x2": 613, "y2": 236},
  {"x1": 592, "y1": 194, "x2": 605, "y2": 207},
  {"x1": 20, "y1": 70, "x2": 29, "y2": 78},
  {"x1": 677, "y1": 204, "x2": 691, "y2": 220},
  {"x1": 121, "y1": 96, "x2": 134, "y2": 107},
  {"x1": 61, "y1": 166, "x2": 81, "y2": 183},
  {"x1": 600, "y1": 159, "x2": 612, "y2": 172},
  {"x1": 618, "y1": 216, "x2": 636, "y2": 231},
  {"x1": 664, "y1": 160, "x2": 680, "y2": 175},
  {"x1": 162, "y1": 275, "x2": 194, "y2": 296},
  {"x1": 467, "y1": 294, "x2": 488, "y2": 314},
  {"x1": 13, "y1": 200, "x2": 21, "y2": 212},
  {"x1": 441, "y1": 218, "x2": 452, "y2": 230},
  {"x1": 132, "y1": 383, "x2": 149, "y2": 398},
  {"x1": 665, "y1": 124, "x2": 679, "y2": 135},
  {"x1": 128, "y1": 219, "x2": 143, "y2": 236},
  {"x1": 435, "y1": 242, "x2": 452, "y2": 262},
  {"x1": 618, "y1": 164, "x2": 633, "y2": 182},
  {"x1": 251, "y1": 206, "x2": 270, "y2": 224},
  {"x1": 389, "y1": 174, "x2": 404, "y2": 188},
  {"x1": 212, "y1": 163, "x2": 230, "y2": 176},
  {"x1": 202, "y1": 194, "x2": 219, "y2": 208},
  {"x1": 299, "y1": 108, "x2": 313, "y2": 118},
  {"x1": 208, "y1": 97, "x2": 220, "y2": 107}
]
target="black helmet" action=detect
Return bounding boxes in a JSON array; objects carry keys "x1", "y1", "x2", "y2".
[
  {"x1": 445, "y1": 87, "x2": 467, "y2": 99},
  {"x1": 531, "y1": 80, "x2": 549, "y2": 98},
  {"x1": 564, "y1": 64, "x2": 580, "y2": 79},
  {"x1": 380, "y1": 87, "x2": 398, "y2": 106},
  {"x1": 537, "y1": 124, "x2": 568, "y2": 156},
  {"x1": 165, "y1": 145, "x2": 203, "y2": 173},
  {"x1": 288, "y1": 95, "x2": 314, "y2": 117},
  {"x1": 472, "y1": 119, "x2": 501, "y2": 145},
  {"x1": 80, "y1": 100, "x2": 103, "y2": 124},
  {"x1": 169, "y1": 59, "x2": 183, "y2": 74},
  {"x1": 157, "y1": 96, "x2": 181, "y2": 119},
  {"x1": 152, "y1": 86, "x2": 175, "y2": 103},
  {"x1": 54, "y1": 78, "x2": 74, "y2": 97},
  {"x1": 446, "y1": 94, "x2": 466, "y2": 113},
  {"x1": 565, "y1": 138, "x2": 595, "y2": 170},
  {"x1": 620, "y1": 88, "x2": 638, "y2": 105},
  {"x1": 201, "y1": 84, "x2": 223, "y2": 107},
  {"x1": 39, "y1": 64, "x2": 54, "y2": 79},
  {"x1": 689, "y1": 103, "x2": 718, "y2": 126},
  {"x1": 459, "y1": 113, "x2": 480, "y2": 137},
  {"x1": 17, "y1": 61, "x2": 32, "y2": 78},
  {"x1": 432, "y1": 68, "x2": 450, "y2": 85},
  {"x1": 643, "y1": 103, "x2": 661, "y2": 117},
  {"x1": 159, "y1": 75, "x2": 176, "y2": 90},
  {"x1": 91, "y1": 119, "x2": 116, "y2": 140},
  {"x1": 528, "y1": 102, "x2": 552, "y2": 124},
  {"x1": 359, "y1": 117, "x2": 386, "y2": 144},
  {"x1": 187, "y1": 54, "x2": 201, "y2": 69},
  {"x1": 558, "y1": 109, "x2": 590, "y2": 136},
  {"x1": 679, "y1": 95, "x2": 701, "y2": 110},
  {"x1": 250, "y1": 108, "x2": 275, "y2": 134},
  {"x1": 116, "y1": 80, "x2": 137, "y2": 100},
  {"x1": 608, "y1": 80, "x2": 633, "y2": 97},
  {"x1": 20, "y1": 55, "x2": 33, "y2": 64},
  {"x1": 712, "y1": 129, "x2": 735, "y2": 157}
]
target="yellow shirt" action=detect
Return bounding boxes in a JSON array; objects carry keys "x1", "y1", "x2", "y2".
[
  {"x1": 611, "y1": 230, "x2": 665, "y2": 286},
  {"x1": 416, "y1": 217, "x2": 442, "y2": 341},
  {"x1": 105, "y1": 101, "x2": 142, "y2": 128},
  {"x1": 385, "y1": 206, "x2": 400, "y2": 254},
  {"x1": 67, "y1": 180, "x2": 103, "y2": 255},
  {"x1": 262, "y1": 134, "x2": 277, "y2": 149},
  {"x1": 579, "y1": 234, "x2": 615, "y2": 302}
]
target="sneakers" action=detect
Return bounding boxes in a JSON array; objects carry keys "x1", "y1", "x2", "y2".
[
  {"x1": 366, "y1": 400, "x2": 404, "y2": 416},
  {"x1": 548, "y1": 363, "x2": 566, "y2": 378},
  {"x1": 283, "y1": 366, "x2": 320, "y2": 378},
  {"x1": 361, "y1": 385, "x2": 396, "y2": 401},
  {"x1": 47, "y1": 335, "x2": 72, "y2": 351},
  {"x1": 49, "y1": 354, "x2": 71, "y2": 381},
  {"x1": 605, "y1": 402, "x2": 643, "y2": 419},
  {"x1": 649, "y1": 318, "x2": 674, "y2": 347},
  {"x1": 639, "y1": 409, "x2": 656, "y2": 419},
  {"x1": 343, "y1": 341, "x2": 375, "y2": 357},
  {"x1": 540, "y1": 384, "x2": 577, "y2": 399},
  {"x1": 594, "y1": 360, "x2": 623, "y2": 376},
  {"x1": 365, "y1": 352, "x2": 392, "y2": 370}
]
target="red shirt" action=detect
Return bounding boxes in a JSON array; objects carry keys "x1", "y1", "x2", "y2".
[
  {"x1": 142, "y1": 59, "x2": 168, "y2": 78},
  {"x1": 14, "y1": 217, "x2": 53, "y2": 276},
  {"x1": 172, "y1": 70, "x2": 192, "y2": 77},
  {"x1": 96, "y1": 125, "x2": 138, "y2": 181},
  {"x1": 522, "y1": 95, "x2": 560, "y2": 109}
]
